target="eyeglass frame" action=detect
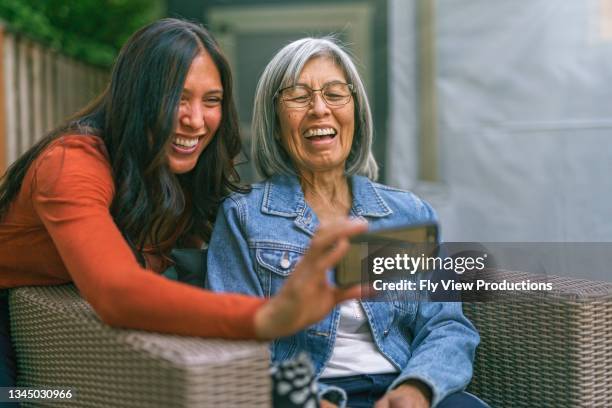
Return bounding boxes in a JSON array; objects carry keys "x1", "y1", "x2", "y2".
[{"x1": 273, "y1": 81, "x2": 355, "y2": 109}]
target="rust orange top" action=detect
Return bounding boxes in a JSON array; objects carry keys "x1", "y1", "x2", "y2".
[{"x1": 0, "y1": 135, "x2": 265, "y2": 339}]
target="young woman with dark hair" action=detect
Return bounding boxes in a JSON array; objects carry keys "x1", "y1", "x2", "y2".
[{"x1": 0, "y1": 18, "x2": 365, "y2": 389}]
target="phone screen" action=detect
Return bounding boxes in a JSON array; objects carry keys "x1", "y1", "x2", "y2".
[{"x1": 335, "y1": 223, "x2": 438, "y2": 287}]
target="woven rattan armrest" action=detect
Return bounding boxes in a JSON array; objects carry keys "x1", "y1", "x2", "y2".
[
  {"x1": 463, "y1": 269, "x2": 612, "y2": 408},
  {"x1": 9, "y1": 284, "x2": 271, "y2": 407}
]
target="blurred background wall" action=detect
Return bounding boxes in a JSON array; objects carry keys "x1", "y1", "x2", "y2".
[
  {"x1": 2, "y1": 0, "x2": 611, "y2": 248},
  {"x1": 392, "y1": 0, "x2": 612, "y2": 243}
]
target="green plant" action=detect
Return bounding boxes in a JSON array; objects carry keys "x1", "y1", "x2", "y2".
[{"x1": 0, "y1": 0, "x2": 164, "y2": 67}]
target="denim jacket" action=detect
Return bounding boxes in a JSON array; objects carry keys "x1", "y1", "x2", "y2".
[{"x1": 206, "y1": 174, "x2": 479, "y2": 407}]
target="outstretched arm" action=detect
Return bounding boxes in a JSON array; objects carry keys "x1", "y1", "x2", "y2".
[
  {"x1": 32, "y1": 138, "x2": 264, "y2": 339},
  {"x1": 33, "y1": 138, "x2": 367, "y2": 340}
]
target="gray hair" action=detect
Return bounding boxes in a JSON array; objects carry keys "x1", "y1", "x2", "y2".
[{"x1": 251, "y1": 37, "x2": 379, "y2": 180}]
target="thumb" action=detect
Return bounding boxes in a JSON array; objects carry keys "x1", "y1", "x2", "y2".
[{"x1": 374, "y1": 395, "x2": 390, "y2": 408}]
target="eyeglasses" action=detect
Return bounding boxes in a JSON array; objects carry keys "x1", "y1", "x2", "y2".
[{"x1": 275, "y1": 82, "x2": 354, "y2": 108}]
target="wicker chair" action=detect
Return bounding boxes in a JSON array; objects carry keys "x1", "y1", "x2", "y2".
[
  {"x1": 9, "y1": 270, "x2": 612, "y2": 408},
  {"x1": 464, "y1": 270, "x2": 612, "y2": 408},
  {"x1": 9, "y1": 285, "x2": 272, "y2": 407}
]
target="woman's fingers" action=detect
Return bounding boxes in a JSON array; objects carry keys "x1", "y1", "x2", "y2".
[
  {"x1": 316, "y1": 238, "x2": 349, "y2": 271},
  {"x1": 308, "y1": 219, "x2": 367, "y2": 255},
  {"x1": 302, "y1": 218, "x2": 367, "y2": 269}
]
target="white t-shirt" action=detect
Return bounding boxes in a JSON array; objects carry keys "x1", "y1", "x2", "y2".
[{"x1": 320, "y1": 300, "x2": 398, "y2": 378}]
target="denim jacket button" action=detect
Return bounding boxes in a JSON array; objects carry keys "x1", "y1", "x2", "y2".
[{"x1": 280, "y1": 253, "x2": 291, "y2": 269}]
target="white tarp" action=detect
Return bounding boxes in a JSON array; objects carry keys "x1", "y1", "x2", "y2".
[{"x1": 389, "y1": 0, "x2": 612, "y2": 251}]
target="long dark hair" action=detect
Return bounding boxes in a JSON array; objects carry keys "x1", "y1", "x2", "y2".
[{"x1": 0, "y1": 18, "x2": 246, "y2": 251}]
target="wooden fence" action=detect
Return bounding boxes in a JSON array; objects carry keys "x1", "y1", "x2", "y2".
[{"x1": 0, "y1": 24, "x2": 108, "y2": 172}]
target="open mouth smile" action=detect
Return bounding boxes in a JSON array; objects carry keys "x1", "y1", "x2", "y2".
[
  {"x1": 172, "y1": 135, "x2": 202, "y2": 154},
  {"x1": 303, "y1": 127, "x2": 337, "y2": 141}
]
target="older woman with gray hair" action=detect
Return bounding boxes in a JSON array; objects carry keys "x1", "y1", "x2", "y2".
[{"x1": 206, "y1": 38, "x2": 486, "y2": 408}]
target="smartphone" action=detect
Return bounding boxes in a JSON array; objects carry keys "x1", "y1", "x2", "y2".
[{"x1": 335, "y1": 222, "x2": 439, "y2": 287}]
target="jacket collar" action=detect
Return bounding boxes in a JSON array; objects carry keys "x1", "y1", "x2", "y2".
[{"x1": 261, "y1": 174, "x2": 392, "y2": 235}]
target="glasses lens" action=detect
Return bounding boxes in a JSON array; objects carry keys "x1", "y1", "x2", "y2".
[
  {"x1": 280, "y1": 83, "x2": 352, "y2": 108},
  {"x1": 323, "y1": 83, "x2": 352, "y2": 106},
  {"x1": 282, "y1": 86, "x2": 311, "y2": 107}
]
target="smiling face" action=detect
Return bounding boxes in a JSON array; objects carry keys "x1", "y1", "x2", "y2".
[
  {"x1": 276, "y1": 56, "x2": 355, "y2": 177},
  {"x1": 167, "y1": 51, "x2": 223, "y2": 174}
]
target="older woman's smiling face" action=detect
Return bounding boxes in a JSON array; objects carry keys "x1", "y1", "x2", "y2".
[{"x1": 276, "y1": 56, "x2": 354, "y2": 176}]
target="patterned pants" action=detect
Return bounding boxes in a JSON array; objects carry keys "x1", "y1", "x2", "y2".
[{"x1": 272, "y1": 353, "x2": 320, "y2": 408}]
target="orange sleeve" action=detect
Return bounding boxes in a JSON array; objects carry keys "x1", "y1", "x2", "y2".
[{"x1": 31, "y1": 137, "x2": 265, "y2": 339}]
